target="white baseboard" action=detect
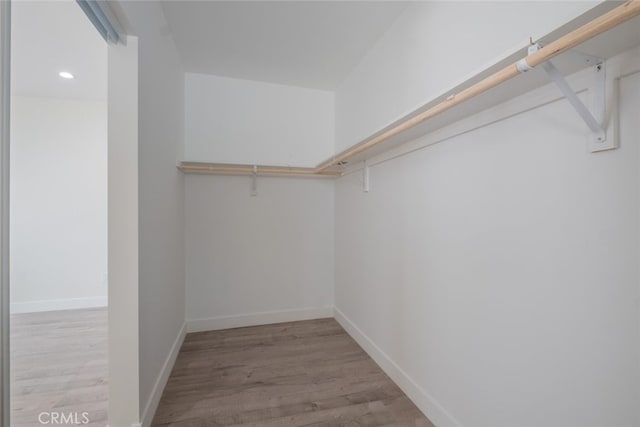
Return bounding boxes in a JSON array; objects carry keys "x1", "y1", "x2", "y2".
[
  {"x1": 334, "y1": 307, "x2": 462, "y2": 427},
  {"x1": 140, "y1": 322, "x2": 186, "y2": 427},
  {"x1": 187, "y1": 306, "x2": 334, "y2": 333},
  {"x1": 10, "y1": 296, "x2": 108, "y2": 314}
]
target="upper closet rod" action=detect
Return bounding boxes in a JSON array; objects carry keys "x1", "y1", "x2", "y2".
[
  {"x1": 314, "y1": 0, "x2": 640, "y2": 172},
  {"x1": 180, "y1": 0, "x2": 640, "y2": 178}
]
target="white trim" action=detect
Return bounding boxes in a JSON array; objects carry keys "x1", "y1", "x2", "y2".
[
  {"x1": 334, "y1": 307, "x2": 462, "y2": 427},
  {"x1": 187, "y1": 306, "x2": 333, "y2": 333},
  {"x1": 10, "y1": 296, "x2": 107, "y2": 314},
  {"x1": 140, "y1": 322, "x2": 186, "y2": 427}
]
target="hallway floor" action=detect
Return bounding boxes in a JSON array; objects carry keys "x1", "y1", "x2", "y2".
[
  {"x1": 153, "y1": 318, "x2": 433, "y2": 427},
  {"x1": 10, "y1": 307, "x2": 108, "y2": 426}
]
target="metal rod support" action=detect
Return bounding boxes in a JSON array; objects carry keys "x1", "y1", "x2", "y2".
[
  {"x1": 363, "y1": 160, "x2": 370, "y2": 193},
  {"x1": 251, "y1": 165, "x2": 257, "y2": 196},
  {"x1": 541, "y1": 60, "x2": 606, "y2": 142}
]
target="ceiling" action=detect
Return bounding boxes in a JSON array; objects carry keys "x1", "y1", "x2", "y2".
[
  {"x1": 10, "y1": 1, "x2": 408, "y2": 97},
  {"x1": 11, "y1": 0, "x2": 107, "y2": 102},
  {"x1": 161, "y1": 1, "x2": 409, "y2": 90}
]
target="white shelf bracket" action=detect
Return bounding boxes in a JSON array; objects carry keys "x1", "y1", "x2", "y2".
[
  {"x1": 363, "y1": 160, "x2": 370, "y2": 193},
  {"x1": 251, "y1": 165, "x2": 258, "y2": 197},
  {"x1": 541, "y1": 60, "x2": 606, "y2": 143},
  {"x1": 525, "y1": 43, "x2": 607, "y2": 145}
]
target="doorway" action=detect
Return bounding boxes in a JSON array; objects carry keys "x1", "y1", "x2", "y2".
[
  {"x1": 9, "y1": 1, "x2": 107, "y2": 425},
  {"x1": 1, "y1": 0, "x2": 138, "y2": 424}
]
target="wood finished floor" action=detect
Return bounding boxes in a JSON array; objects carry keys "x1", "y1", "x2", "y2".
[
  {"x1": 153, "y1": 318, "x2": 434, "y2": 427},
  {"x1": 10, "y1": 308, "x2": 108, "y2": 427}
]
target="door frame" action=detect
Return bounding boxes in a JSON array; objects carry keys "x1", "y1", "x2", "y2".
[
  {"x1": 0, "y1": 1, "x2": 11, "y2": 424},
  {"x1": 0, "y1": 2, "x2": 141, "y2": 425},
  {"x1": 107, "y1": 34, "x2": 141, "y2": 427}
]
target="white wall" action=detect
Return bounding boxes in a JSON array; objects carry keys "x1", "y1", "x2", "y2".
[
  {"x1": 183, "y1": 71, "x2": 337, "y2": 328},
  {"x1": 186, "y1": 175, "x2": 334, "y2": 330},
  {"x1": 10, "y1": 96, "x2": 107, "y2": 313},
  {"x1": 623, "y1": 71, "x2": 640, "y2": 427},
  {"x1": 334, "y1": 48, "x2": 640, "y2": 427},
  {"x1": 185, "y1": 73, "x2": 334, "y2": 167},
  {"x1": 116, "y1": 2, "x2": 186, "y2": 425},
  {"x1": 335, "y1": 1, "x2": 599, "y2": 152}
]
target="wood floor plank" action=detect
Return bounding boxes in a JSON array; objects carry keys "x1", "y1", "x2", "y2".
[
  {"x1": 152, "y1": 319, "x2": 433, "y2": 427},
  {"x1": 10, "y1": 308, "x2": 108, "y2": 427}
]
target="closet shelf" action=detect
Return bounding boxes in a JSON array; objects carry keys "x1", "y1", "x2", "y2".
[
  {"x1": 179, "y1": 0, "x2": 640, "y2": 178},
  {"x1": 178, "y1": 162, "x2": 342, "y2": 177}
]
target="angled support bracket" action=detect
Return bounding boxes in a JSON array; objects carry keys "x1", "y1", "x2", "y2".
[
  {"x1": 524, "y1": 43, "x2": 608, "y2": 147},
  {"x1": 251, "y1": 165, "x2": 258, "y2": 197},
  {"x1": 541, "y1": 60, "x2": 606, "y2": 143}
]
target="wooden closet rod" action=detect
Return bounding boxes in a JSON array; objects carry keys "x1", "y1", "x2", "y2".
[
  {"x1": 314, "y1": 0, "x2": 640, "y2": 172},
  {"x1": 180, "y1": 0, "x2": 640, "y2": 177},
  {"x1": 179, "y1": 162, "x2": 341, "y2": 177}
]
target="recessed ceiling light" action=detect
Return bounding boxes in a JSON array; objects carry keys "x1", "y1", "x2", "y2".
[{"x1": 58, "y1": 71, "x2": 74, "y2": 79}]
